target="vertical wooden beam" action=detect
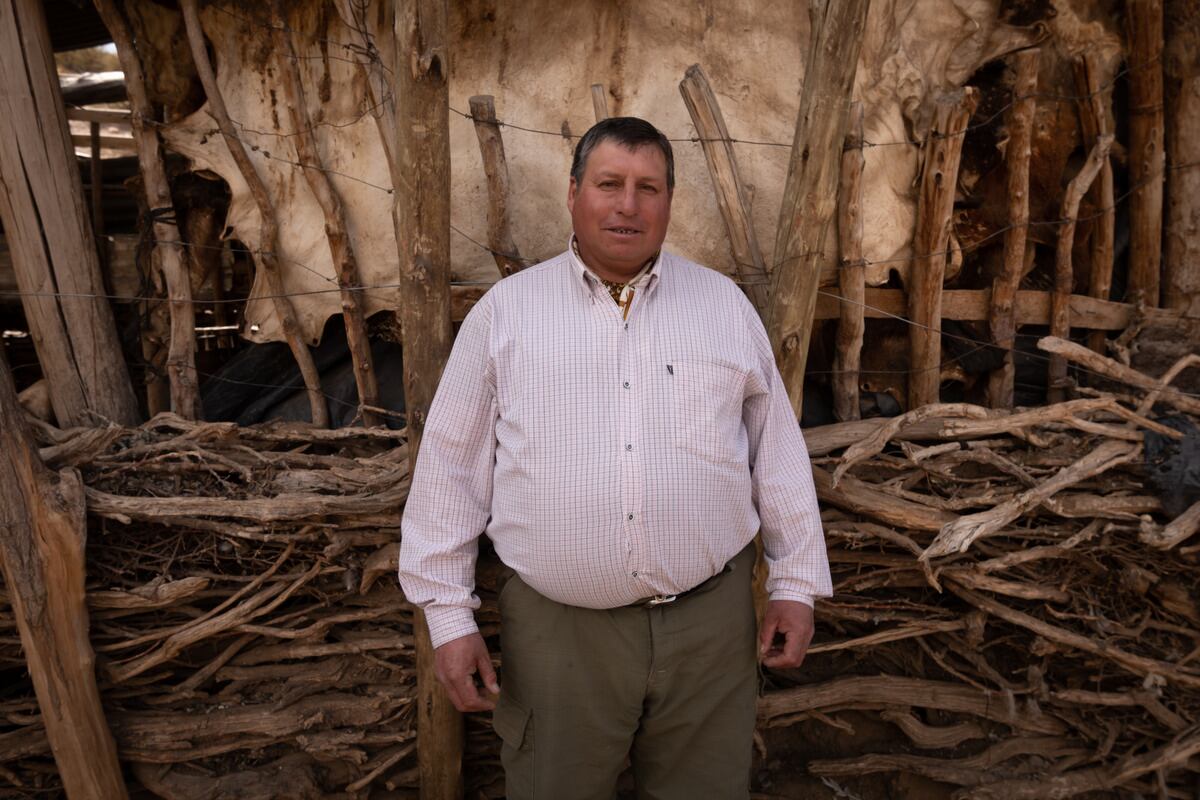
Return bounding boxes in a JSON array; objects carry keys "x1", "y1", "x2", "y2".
[
  {"x1": 94, "y1": 0, "x2": 200, "y2": 420},
  {"x1": 1049, "y1": 135, "x2": 1114, "y2": 402},
  {"x1": 1125, "y1": 0, "x2": 1165, "y2": 307},
  {"x1": 907, "y1": 88, "x2": 978, "y2": 410},
  {"x1": 393, "y1": 2, "x2": 460, "y2": 798},
  {"x1": 89, "y1": 122, "x2": 104, "y2": 241},
  {"x1": 833, "y1": 103, "x2": 866, "y2": 422},
  {"x1": 0, "y1": 349, "x2": 128, "y2": 800},
  {"x1": 1073, "y1": 51, "x2": 1118, "y2": 352},
  {"x1": 273, "y1": 0, "x2": 382, "y2": 428},
  {"x1": 1164, "y1": 0, "x2": 1200, "y2": 314},
  {"x1": 679, "y1": 63, "x2": 771, "y2": 313},
  {"x1": 986, "y1": 50, "x2": 1038, "y2": 409},
  {"x1": 0, "y1": 0, "x2": 139, "y2": 427},
  {"x1": 468, "y1": 95, "x2": 527, "y2": 277},
  {"x1": 180, "y1": 0, "x2": 329, "y2": 427},
  {"x1": 766, "y1": 0, "x2": 872, "y2": 419},
  {"x1": 591, "y1": 83, "x2": 610, "y2": 122}
]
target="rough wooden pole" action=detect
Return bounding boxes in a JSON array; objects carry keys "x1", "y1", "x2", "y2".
[
  {"x1": 1125, "y1": 0, "x2": 1165, "y2": 307},
  {"x1": 468, "y1": 95, "x2": 527, "y2": 277},
  {"x1": 94, "y1": 0, "x2": 200, "y2": 420},
  {"x1": 766, "y1": 0, "x2": 872, "y2": 419},
  {"x1": 393, "y1": 1, "x2": 461, "y2": 798},
  {"x1": 986, "y1": 49, "x2": 1038, "y2": 409},
  {"x1": 0, "y1": 0, "x2": 139, "y2": 427},
  {"x1": 0, "y1": 349, "x2": 128, "y2": 800},
  {"x1": 1049, "y1": 135, "x2": 1114, "y2": 402},
  {"x1": 907, "y1": 88, "x2": 978, "y2": 410},
  {"x1": 273, "y1": 1, "x2": 382, "y2": 428},
  {"x1": 89, "y1": 122, "x2": 104, "y2": 242},
  {"x1": 1073, "y1": 51, "x2": 1118, "y2": 353},
  {"x1": 1164, "y1": 0, "x2": 1200, "y2": 314},
  {"x1": 833, "y1": 103, "x2": 866, "y2": 422},
  {"x1": 180, "y1": 0, "x2": 329, "y2": 427},
  {"x1": 680, "y1": 63, "x2": 771, "y2": 313},
  {"x1": 591, "y1": 83, "x2": 610, "y2": 121}
]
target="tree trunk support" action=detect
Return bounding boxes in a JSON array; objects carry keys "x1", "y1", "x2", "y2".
[
  {"x1": 95, "y1": 0, "x2": 201, "y2": 420},
  {"x1": 392, "y1": 2, "x2": 461, "y2": 798},
  {"x1": 833, "y1": 103, "x2": 866, "y2": 422},
  {"x1": 180, "y1": 0, "x2": 329, "y2": 427},
  {"x1": 766, "y1": 0, "x2": 872, "y2": 420},
  {"x1": 468, "y1": 95, "x2": 527, "y2": 277},
  {"x1": 0, "y1": 0, "x2": 139, "y2": 427},
  {"x1": 680, "y1": 63, "x2": 771, "y2": 314},
  {"x1": 1164, "y1": 0, "x2": 1200, "y2": 314},
  {"x1": 986, "y1": 49, "x2": 1038, "y2": 409},
  {"x1": 1049, "y1": 135, "x2": 1115, "y2": 402},
  {"x1": 591, "y1": 83, "x2": 610, "y2": 122},
  {"x1": 0, "y1": 349, "x2": 128, "y2": 800},
  {"x1": 273, "y1": 1, "x2": 382, "y2": 428},
  {"x1": 907, "y1": 88, "x2": 978, "y2": 410},
  {"x1": 1126, "y1": 0, "x2": 1165, "y2": 307}
]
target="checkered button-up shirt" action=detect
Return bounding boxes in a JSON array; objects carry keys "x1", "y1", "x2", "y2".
[{"x1": 399, "y1": 247, "x2": 832, "y2": 648}]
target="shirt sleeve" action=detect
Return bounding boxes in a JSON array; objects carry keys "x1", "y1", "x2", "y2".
[
  {"x1": 398, "y1": 294, "x2": 499, "y2": 648},
  {"x1": 739, "y1": 299, "x2": 833, "y2": 608}
]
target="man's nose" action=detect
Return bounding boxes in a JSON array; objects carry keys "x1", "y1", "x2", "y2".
[{"x1": 615, "y1": 184, "x2": 638, "y2": 214}]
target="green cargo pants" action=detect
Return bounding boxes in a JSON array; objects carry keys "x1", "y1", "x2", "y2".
[{"x1": 494, "y1": 542, "x2": 758, "y2": 800}]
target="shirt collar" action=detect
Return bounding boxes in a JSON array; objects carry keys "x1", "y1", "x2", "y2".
[{"x1": 567, "y1": 234, "x2": 665, "y2": 296}]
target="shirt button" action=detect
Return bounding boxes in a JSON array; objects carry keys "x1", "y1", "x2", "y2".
[
  {"x1": 632, "y1": 571, "x2": 639, "y2": 577},
  {"x1": 625, "y1": 443, "x2": 633, "y2": 451},
  {"x1": 627, "y1": 513, "x2": 634, "y2": 520},
  {"x1": 624, "y1": 322, "x2": 629, "y2": 330},
  {"x1": 623, "y1": 381, "x2": 630, "y2": 389}
]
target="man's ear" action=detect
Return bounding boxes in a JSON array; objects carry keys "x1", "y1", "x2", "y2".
[{"x1": 567, "y1": 177, "x2": 577, "y2": 214}]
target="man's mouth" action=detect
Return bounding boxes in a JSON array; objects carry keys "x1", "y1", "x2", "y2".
[{"x1": 606, "y1": 226, "x2": 641, "y2": 235}]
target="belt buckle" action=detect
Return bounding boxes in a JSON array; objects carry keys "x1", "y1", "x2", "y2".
[{"x1": 644, "y1": 594, "x2": 677, "y2": 607}]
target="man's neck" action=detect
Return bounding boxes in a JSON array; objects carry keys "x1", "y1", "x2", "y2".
[{"x1": 572, "y1": 239, "x2": 655, "y2": 284}]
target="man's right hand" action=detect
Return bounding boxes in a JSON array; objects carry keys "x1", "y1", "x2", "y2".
[{"x1": 434, "y1": 632, "x2": 500, "y2": 712}]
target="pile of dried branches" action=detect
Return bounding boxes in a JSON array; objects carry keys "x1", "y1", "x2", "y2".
[
  {"x1": 764, "y1": 345, "x2": 1200, "y2": 799},
  {"x1": 1, "y1": 339, "x2": 1198, "y2": 799}
]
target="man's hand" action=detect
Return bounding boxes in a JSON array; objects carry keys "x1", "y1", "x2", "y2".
[
  {"x1": 434, "y1": 633, "x2": 500, "y2": 712},
  {"x1": 759, "y1": 600, "x2": 815, "y2": 669}
]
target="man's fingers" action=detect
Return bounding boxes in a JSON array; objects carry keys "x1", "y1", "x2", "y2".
[
  {"x1": 758, "y1": 617, "x2": 780, "y2": 656},
  {"x1": 477, "y1": 653, "x2": 500, "y2": 695}
]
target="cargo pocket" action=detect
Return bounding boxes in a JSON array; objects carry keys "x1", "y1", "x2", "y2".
[
  {"x1": 493, "y1": 692, "x2": 534, "y2": 799},
  {"x1": 668, "y1": 359, "x2": 748, "y2": 464}
]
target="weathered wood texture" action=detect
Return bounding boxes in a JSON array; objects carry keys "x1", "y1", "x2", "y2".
[
  {"x1": 94, "y1": 0, "x2": 200, "y2": 420},
  {"x1": 766, "y1": 0, "x2": 872, "y2": 419},
  {"x1": 0, "y1": 0, "x2": 139, "y2": 427},
  {"x1": 1048, "y1": 136, "x2": 1114, "y2": 401},
  {"x1": 987, "y1": 50, "x2": 1038, "y2": 409},
  {"x1": 907, "y1": 88, "x2": 978, "y2": 410},
  {"x1": 1038, "y1": 335, "x2": 1200, "y2": 415},
  {"x1": 273, "y1": 1, "x2": 382, "y2": 428},
  {"x1": 590, "y1": 83, "x2": 610, "y2": 121},
  {"x1": 392, "y1": 1, "x2": 461, "y2": 798},
  {"x1": 0, "y1": 349, "x2": 128, "y2": 799},
  {"x1": 833, "y1": 103, "x2": 865, "y2": 421},
  {"x1": 679, "y1": 63, "x2": 770, "y2": 313},
  {"x1": 180, "y1": 0, "x2": 329, "y2": 427},
  {"x1": 468, "y1": 95, "x2": 527, "y2": 277},
  {"x1": 1164, "y1": 0, "x2": 1200, "y2": 313},
  {"x1": 1125, "y1": 0, "x2": 1165, "y2": 306},
  {"x1": 1073, "y1": 52, "x2": 1118, "y2": 353}
]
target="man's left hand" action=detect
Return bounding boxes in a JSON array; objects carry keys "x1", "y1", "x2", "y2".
[{"x1": 759, "y1": 600, "x2": 814, "y2": 669}]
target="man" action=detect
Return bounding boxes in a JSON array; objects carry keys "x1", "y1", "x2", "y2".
[{"x1": 399, "y1": 117, "x2": 831, "y2": 799}]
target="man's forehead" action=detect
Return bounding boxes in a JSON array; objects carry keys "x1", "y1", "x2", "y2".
[{"x1": 584, "y1": 141, "x2": 668, "y2": 179}]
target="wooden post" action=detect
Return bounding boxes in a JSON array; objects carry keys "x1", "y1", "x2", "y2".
[
  {"x1": 273, "y1": 0, "x2": 382, "y2": 428},
  {"x1": 0, "y1": 0, "x2": 139, "y2": 427},
  {"x1": 89, "y1": 122, "x2": 104, "y2": 241},
  {"x1": 907, "y1": 88, "x2": 978, "y2": 410},
  {"x1": 679, "y1": 63, "x2": 771, "y2": 313},
  {"x1": 766, "y1": 0, "x2": 872, "y2": 419},
  {"x1": 0, "y1": 349, "x2": 128, "y2": 800},
  {"x1": 833, "y1": 103, "x2": 866, "y2": 422},
  {"x1": 180, "y1": 0, "x2": 329, "y2": 427},
  {"x1": 591, "y1": 83, "x2": 610, "y2": 121},
  {"x1": 986, "y1": 50, "x2": 1038, "y2": 409},
  {"x1": 94, "y1": 0, "x2": 201, "y2": 420},
  {"x1": 1049, "y1": 135, "x2": 1114, "y2": 402},
  {"x1": 1073, "y1": 51, "x2": 1118, "y2": 352},
  {"x1": 1164, "y1": 0, "x2": 1200, "y2": 313},
  {"x1": 468, "y1": 95, "x2": 527, "y2": 277},
  {"x1": 393, "y1": 2, "x2": 461, "y2": 798},
  {"x1": 1125, "y1": 0, "x2": 1165, "y2": 307}
]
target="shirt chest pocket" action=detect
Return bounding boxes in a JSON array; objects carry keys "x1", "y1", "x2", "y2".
[{"x1": 666, "y1": 358, "x2": 748, "y2": 465}]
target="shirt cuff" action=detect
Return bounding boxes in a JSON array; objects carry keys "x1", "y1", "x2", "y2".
[
  {"x1": 424, "y1": 606, "x2": 480, "y2": 649},
  {"x1": 767, "y1": 591, "x2": 815, "y2": 609}
]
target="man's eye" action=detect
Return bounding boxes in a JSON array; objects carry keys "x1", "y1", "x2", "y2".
[
  {"x1": 640, "y1": 185, "x2": 659, "y2": 194},
  {"x1": 599, "y1": 181, "x2": 619, "y2": 189}
]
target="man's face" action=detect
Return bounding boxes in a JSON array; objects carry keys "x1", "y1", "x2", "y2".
[{"x1": 567, "y1": 140, "x2": 672, "y2": 281}]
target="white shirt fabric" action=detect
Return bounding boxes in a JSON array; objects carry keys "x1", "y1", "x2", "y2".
[{"x1": 399, "y1": 245, "x2": 832, "y2": 648}]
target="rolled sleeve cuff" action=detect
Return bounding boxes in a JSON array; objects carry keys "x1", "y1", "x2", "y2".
[
  {"x1": 424, "y1": 606, "x2": 480, "y2": 650},
  {"x1": 768, "y1": 590, "x2": 815, "y2": 609}
]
